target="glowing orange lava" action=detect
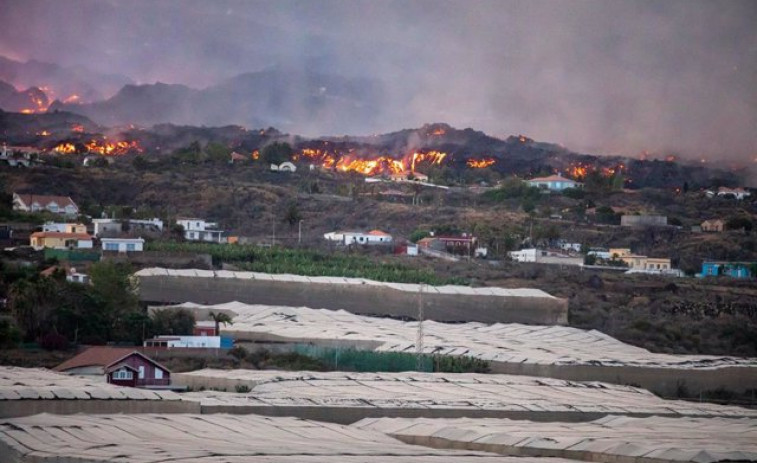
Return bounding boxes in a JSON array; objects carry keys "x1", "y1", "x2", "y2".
[
  {"x1": 53, "y1": 143, "x2": 76, "y2": 154},
  {"x1": 85, "y1": 140, "x2": 143, "y2": 155},
  {"x1": 466, "y1": 158, "x2": 496, "y2": 168}
]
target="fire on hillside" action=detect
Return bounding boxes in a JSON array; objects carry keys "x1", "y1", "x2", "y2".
[
  {"x1": 52, "y1": 139, "x2": 143, "y2": 156},
  {"x1": 563, "y1": 161, "x2": 624, "y2": 180},
  {"x1": 294, "y1": 148, "x2": 495, "y2": 176}
]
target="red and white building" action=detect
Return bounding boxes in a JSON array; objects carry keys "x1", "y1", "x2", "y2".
[
  {"x1": 323, "y1": 230, "x2": 393, "y2": 245},
  {"x1": 54, "y1": 347, "x2": 171, "y2": 389},
  {"x1": 105, "y1": 351, "x2": 171, "y2": 388}
]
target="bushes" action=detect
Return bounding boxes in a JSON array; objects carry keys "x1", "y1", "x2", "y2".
[
  {"x1": 0, "y1": 318, "x2": 21, "y2": 349},
  {"x1": 146, "y1": 241, "x2": 465, "y2": 285}
]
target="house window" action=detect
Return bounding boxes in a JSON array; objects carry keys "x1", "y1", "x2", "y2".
[
  {"x1": 48, "y1": 203, "x2": 58, "y2": 212},
  {"x1": 113, "y1": 369, "x2": 133, "y2": 380},
  {"x1": 104, "y1": 242, "x2": 119, "y2": 251},
  {"x1": 126, "y1": 243, "x2": 136, "y2": 252},
  {"x1": 154, "y1": 368, "x2": 163, "y2": 380},
  {"x1": 138, "y1": 365, "x2": 145, "y2": 379}
]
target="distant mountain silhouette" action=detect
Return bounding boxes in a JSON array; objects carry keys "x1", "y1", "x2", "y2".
[
  {"x1": 0, "y1": 55, "x2": 133, "y2": 103},
  {"x1": 49, "y1": 67, "x2": 385, "y2": 134}
]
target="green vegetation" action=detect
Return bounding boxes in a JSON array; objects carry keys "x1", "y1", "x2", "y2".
[
  {"x1": 230, "y1": 345, "x2": 490, "y2": 374},
  {"x1": 482, "y1": 177, "x2": 542, "y2": 202},
  {"x1": 261, "y1": 141, "x2": 293, "y2": 164},
  {"x1": 1, "y1": 261, "x2": 175, "y2": 349},
  {"x1": 146, "y1": 241, "x2": 466, "y2": 285},
  {"x1": 150, "y1": 308, "x2": 195, "y2": 336}
]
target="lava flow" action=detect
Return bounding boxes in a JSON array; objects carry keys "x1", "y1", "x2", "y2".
[
  {"x1": 466, "y1": 158, "x2": 496, "y2": 168},
  {"x1": 299, "y1": 148, "x2": 451, "y2": 176},
  {"x1": 52, "y1": 139, "x2": 143, "y2": 155}
]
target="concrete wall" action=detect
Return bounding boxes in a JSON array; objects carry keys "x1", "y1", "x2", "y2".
[
  {"x1": 138, "y1": 275, "x2": 568, "y2": 325},
  {"x1": 488, "y1": 361, "x2": 757, "y2": 398},
  {"x1": 0, "y1": 398, "x2": 199, "y2": 419}
]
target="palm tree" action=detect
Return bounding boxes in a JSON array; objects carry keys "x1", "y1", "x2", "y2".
[{"x1": 208, "y1": 311, "x2": 233, "y2": 335}]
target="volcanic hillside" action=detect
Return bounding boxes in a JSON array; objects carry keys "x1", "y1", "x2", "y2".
[{"x1": 0, "y1": 110, "x2": 743, "y2": 190}]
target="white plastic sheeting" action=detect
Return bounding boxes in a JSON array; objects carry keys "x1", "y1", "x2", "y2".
[
  {"x1": 177, "y1": 370, "x2": 757, "y2": 419},
  {"x1": 161, "y1": 301, "x2": 757, "y2": 369},
  {"x1": 353, "y1": 415, "x2": 757, "y2": 463},
  {"x1": 135, "y1": 267, "x2": 556, "y2": 298},
  {"x1": 0, "y1": 366, "x2": 180, "y2": 402},
  {"x1": 0, "y1": 413, "x2": 575, "y2": 463}
]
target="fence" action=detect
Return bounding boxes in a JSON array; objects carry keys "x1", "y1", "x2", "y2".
[
  {"x1": 293, "y1": 344, "x2": 434, "y2": 372},
  {"x1": 44, "y1": 248, "x2": 100, "y2": 262}
]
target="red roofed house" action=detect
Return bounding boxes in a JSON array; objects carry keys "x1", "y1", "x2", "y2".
[
  {"x1": 526, "y1": 174, "x2": 581, "y2": 191},
  {"x1": 13, "y1": 193, "x2": 79, "y2": 216},
  {"x1": 54, "y1": 346, "x2": 171, "y2": 388}
]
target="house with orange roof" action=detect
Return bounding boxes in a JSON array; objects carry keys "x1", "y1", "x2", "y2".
[
  {"x1": 30, "y1": 231, "x2": 93, "y2": 249},
  {"x1": 527, "y1": 174, "x2": 581, "y2": 191},
  {"x1": 324, "y1": 229, "x2": 393, "y2": 245}
]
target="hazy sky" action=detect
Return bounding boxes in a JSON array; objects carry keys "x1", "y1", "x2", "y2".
[{"x1": 1, "y1": 0, "x2": 756, "y2": 161}]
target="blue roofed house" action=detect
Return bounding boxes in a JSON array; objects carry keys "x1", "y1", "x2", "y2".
[
  {"x1": 526, "y1": 174, "x2": 581, "y2": 191},
  {"x1": 700, "y1": 261, "x2": 756, "y2": 279}
]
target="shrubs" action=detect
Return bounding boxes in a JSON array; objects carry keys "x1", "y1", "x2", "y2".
[
  {"x1": 0, "y1": 318, "x2": 21, "y2": 349},
  {"x1": 235, "y1": 384, "x2": 251, "y2": 393},
  {"x1": 147, "y1": 241, "x2": 464, "y2": 285}
]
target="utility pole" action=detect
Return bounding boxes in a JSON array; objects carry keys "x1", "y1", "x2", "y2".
[
  {"x1": 271, "y1": 214, "x2": 276, "y2": 246},
  {"x1": 298, "y1": 220, "x2": 303, "y2": 245},
  {"x1": 416, "y1": 283, "x2": 424, "y2": 371}
]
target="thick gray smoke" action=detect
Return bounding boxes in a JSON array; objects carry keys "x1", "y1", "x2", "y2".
[{"x1": 1, "y1": 0, "x2": 755, "y2": 162}]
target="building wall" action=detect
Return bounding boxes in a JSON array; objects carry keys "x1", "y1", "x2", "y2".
[
  {"x1": 620, "y1": 215, "x2": 668, "y2": 227},
  {"x1": 138, "y1": 275, "x2": 569, "y2": 325},
  {"x1": 93, "y1": 220, "x2": 123, "y2": 236},
  {"x1": 644, "y1": 258, "x2": 671, "y2": 270},
  {"x1": 102, "y1": 239, "x2": 144, "y2": 252},
  {"x1": 108, "y1": 368, "x2": 138, "y2": 387},
  {"x1": 108, "y1": 355, "x2": 170, "y2": 387},
  {"x1": 0, "y1": 398, "x2": 199, "y2": 419},
  {"x1": 65, "y1": 224, "x2": 87, "y2": 234},
  {"x1": 509, "y1": 249, "x2": 537, "y2": 262}
]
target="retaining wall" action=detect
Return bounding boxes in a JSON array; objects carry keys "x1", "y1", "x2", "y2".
[
  {"x1": 0, "y1": 399, "x2": 199, "y2": 419},
  {"x1": 138, "y1": 274, "x2": 568, "y2": 325},
  {"x1": 489, "y1": 361, "x2": 757, "y2": 398}
]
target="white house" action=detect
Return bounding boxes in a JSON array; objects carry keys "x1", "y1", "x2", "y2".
[
  {"x1": 714, "y1": 187, "x2": 751, "y2": 200},
  {"x1": 0, "y1": 144, "x2": 33, "y2": 167},
  {"x1": 129, "y1": 218, "x2": 164, "y2": 231},
  {"x1": 509, "y1": 248, "x2": 538, "y2": 262},
  {"x1": 389, "y1": 172, "x2": 429, "y2": 182},
  {"x1": 42, "y1": 222, "x2": 87, "y2": 233},
  {"x1": 30, "y1": 231, "x2": 93, "y2": 249},
  {"x1": 101, "y1": 237, "x2": 145, "y2": 253},
  {"x1": 13, "y1": 193, "x2": 79, "y2": 216},
  {"x1": 143, "y1": 335, "x2": 221, "y2": 348},
  {"x1": 557, "y1": 241, "x2": 582, "y2": 253},
  {"x1": 270, "y1": 161, "x2": 297, "y2": 172},
  {"x1": 526, "y1": 174, "x2": 581, "y2": 191},
  {"x1": 324, "y1": 230, "x2": 393, "y2": 246},
  {"x1": 91, "y1": 218, "x2": 123, "y2": 237},
  {"x1": 176, "y1": 218, "x2": 227, "y2": 243},
  {"x1": 509, "y1": 248, "x2": 583, "y2": 266}
]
